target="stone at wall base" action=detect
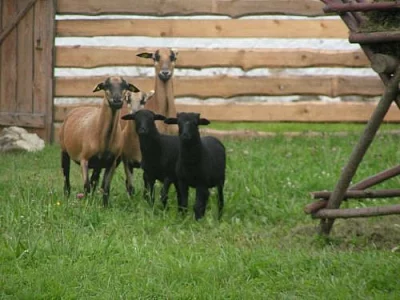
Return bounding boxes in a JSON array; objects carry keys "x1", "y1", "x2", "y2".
[{"x1": 0, "y1": 126, "x2": 45, "y2": 153}]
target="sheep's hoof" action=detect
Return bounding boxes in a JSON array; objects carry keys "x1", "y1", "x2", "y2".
[{"x1": 126, "y1": 186, "x2": 135, "y2": 197}]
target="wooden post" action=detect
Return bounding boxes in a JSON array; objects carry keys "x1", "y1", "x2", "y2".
[{"x1": 320, "y1": 66, "x2": 400, "y2": 235}]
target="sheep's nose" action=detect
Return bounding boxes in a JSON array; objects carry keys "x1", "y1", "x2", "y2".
[
  {"x1": 181, "y1": 132, "x2": 190, "y2": 140},
  {"x1": 138, "y1": 127, "x2": 147, "y2": 135},
  {"x1": 158, "y1": 70, "x2": 171, "y2": 81}
]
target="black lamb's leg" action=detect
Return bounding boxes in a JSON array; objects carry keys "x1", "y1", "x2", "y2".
[
  {"x1": 217, "y1": 183, "x2": 224, "y2": 220},
  {"x1": 160, "y1": 177, "x2": 172, "y2": 209},
  {"x1": 178, "y1": 180, "x2": 189, "y2": 215},
  {"x1": 194, "y1": 187, "x2": 209, "y2": 220}
]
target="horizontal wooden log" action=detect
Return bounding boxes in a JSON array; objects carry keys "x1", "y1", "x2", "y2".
[
  {"x1": 53, "y1": 102, "x2": 400, "y2": 123},
  {"x1": 349, "y1": 31, "x2": 400, "y2": 44},
  {"x1": 56, "y1": 0, "x2": 326, "y2": 17},
  {"x1": 312, "y1": 204, "x2": 400, "y2": 219},
  {"x1": 56, "y1": 19, "x2": 348, "y2": 39},
  {"x1": 312, "y1": 189, "x2": 400, "y2": 200},
  {"x1": 324, "y1": 2, "x2": 400, "y2": 13},
  {"x1": 55, "y1": 75, "x2": 384, "y2": 98},
  {"x1": 0, "y1": 112, "x2": 45, "y2": 128},
  {"x1": 304, "y1": 199, "x2": 327, "y2": 214},
  {"x1": 55, "y1": 46, "x2": 370, "y2": 69}
]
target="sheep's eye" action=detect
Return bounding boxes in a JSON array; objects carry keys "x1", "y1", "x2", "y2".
[
  {"x1": 170, "y1": 54, "x2": 176, "y2": 62},
  {"x1": 154, "y1": 52, "x2": 160, "y2": 62}
]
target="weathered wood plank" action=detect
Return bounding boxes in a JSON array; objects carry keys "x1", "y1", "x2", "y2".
[
  {"x1": 56, "y1": 0, "x2": 326, "y2": 17},
  {"x1": 55, "y1": 75, "x2": 384, "y2": 98},
  {"x1": 54, "y1": 102, "x2": 400, "y2": 123},
  {"x1": 56, "y1": 19, "x2": 348, "y2": 39},
  {"x1": 33, "y1": 0, "x2": 55, "y2": 142},
  {"x1": 56, "y1": 46, "x2": 370, "y2": 69},
  {"x1": 0, "y1": 112, "x2": 45, "y2": 128},
  {"x1": 0, "y1": 1, "x2": 2, "y2": 105},
  {"x1": 16, "y1": 0, "x2": 34, "y2": 114},
  {"x1": 0, "y1": 0, "x2": 17, "y2": 113}
]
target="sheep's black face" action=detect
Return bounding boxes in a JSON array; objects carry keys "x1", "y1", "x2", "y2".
[
  {"x1": 177, "y1": 113, "x2": 201, "y2": 142},
  {"x1": 93, "y1": 77, "x2": 140, "y2": 110},
  {"x1": 132, "y1": 111, "x2": 151, "y2": 136}
]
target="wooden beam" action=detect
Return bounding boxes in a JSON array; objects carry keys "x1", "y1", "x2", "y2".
[
  {"x1": 304, "y1": 200, "x2": 327, "y2": 214},
  {"x1": 349, "y1": 31, "x2": 400, "y2": 44},
  {"x1": 313, "y1": 204, "x2": 400, "y2": 219},
  {"x1": 0, "y1": 112, "x2": 45, "y2": 128},
  {"x1": 324, "y1": 2, "x2": 400, "y2": 13},
  {"x1": 55, "y1": 46, "x2": 370, "y2": 69},
  {"x1": 33, "y1": 0, "x2": 56, "y2": 143},
  {"x1": 55, "y1": 75, "x2": 384, "y2": 98},
  {"x1": 312, "y1": 189, "x2": 400, "y2": 200},
  {"x1": 56, "y1": 0, "x2": 326, "y2": 17},
  {"x1": 56, "y1": 19, "x2": 348, "y2": 39},
  {"x1": 53, "y1": 102, "x2": 400, "y2": 123}
]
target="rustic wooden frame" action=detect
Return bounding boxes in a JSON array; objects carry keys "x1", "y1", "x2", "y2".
[{"x1": 303, "y1": 0, "x2": 400, "y2": 236}]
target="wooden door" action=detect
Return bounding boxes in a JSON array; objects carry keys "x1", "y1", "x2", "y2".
[{"x1": 0, "y1": 0, "x2": 55, "y2": 142}]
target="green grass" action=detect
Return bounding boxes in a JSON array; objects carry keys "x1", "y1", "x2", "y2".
[
  {"x1": 208, "y1": 121, "x2": 400, "y2": 133},
  {"x1": 1, "y1": 131, "x2": 400, "y2": 298}
]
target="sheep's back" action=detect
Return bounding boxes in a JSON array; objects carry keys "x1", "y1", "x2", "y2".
[
  {"x1": 59, "y1": 107, "x2": 99, "y2": 160},
  {"x1": 201, "y1": 136, "x2": 226, "y2": 186}
]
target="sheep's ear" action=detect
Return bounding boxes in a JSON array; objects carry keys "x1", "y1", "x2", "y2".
[
  {"x1": 199, "y1": 118, "x2": 210, "y2": 126},
  {"x1": 136, "y1": 52, "x2": 153, "y2": 59},
  {"x1": 164, "y1": 118, "x2": 178, "y2": 125},
  {"x1": 121, "y1": 113, "x2": 135, "y2": 120},
  {"x1": 154, "y1": 114, "x2": 166, "y2": 121},
  {"x1": 140, "y1": 90, "x2": 155, "y2": 106},
  {"x1": 93, "y1": 82, "x2": 105, "y2": 92},
  {"x1": 128, "y1": 83, "x2": 140, "y2": 92}
]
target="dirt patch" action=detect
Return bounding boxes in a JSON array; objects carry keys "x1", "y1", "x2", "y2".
[{"x1": 290, "y1": 216, "x2": 400, "y2": 250}]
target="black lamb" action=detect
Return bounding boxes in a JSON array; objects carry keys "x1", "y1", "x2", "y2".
[
  {"x1": 164, "y1": 112, "x2": 226, "y2": 220},
  {"x1": 121, "y1": 109, "x2": 180, "y2": 208}
]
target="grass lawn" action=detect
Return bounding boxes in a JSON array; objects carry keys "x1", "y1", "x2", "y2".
[
  {"x1": 208, "y1": 121, "x2": 400, "y2": 133},
  {"x1": 1, "y1": 130, "x2": 400, "y2": 299}
]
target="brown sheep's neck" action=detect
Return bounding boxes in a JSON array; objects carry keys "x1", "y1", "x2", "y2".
[
  {"x1": 154, "y1": 77, "x2": 176, "y2": 117},
  {"x1": 97, "y1": 101, "x2": 121, "y2": 153}
]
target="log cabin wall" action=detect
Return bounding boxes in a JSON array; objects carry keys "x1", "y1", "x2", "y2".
[{"x1": 54, "y1": 0, "x2": 399, "y2": 141}]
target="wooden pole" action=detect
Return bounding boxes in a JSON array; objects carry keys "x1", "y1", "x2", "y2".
[
  {"x1": 324, "y1": 2, "x2": 400, "y2": 13},
  {"x1": 312, "y1": 189, "x2": 400, "y2": 200},
  {"x1": 314, "y1": 204, "x2": 400, "y2": 219},
  {"x1": 350, "y1": 31, "x2": 400, "y2": 44},
  {"x1": 350, "y1": 164, "x2": 400, "y2": 190},
  {"x1": 320, "y1": 66, "x2": 400, "y2": 235}
]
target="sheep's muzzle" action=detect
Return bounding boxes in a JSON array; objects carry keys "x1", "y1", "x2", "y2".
[{"x1": 158, "y1": 70, "x2": 172, "y2": 82}]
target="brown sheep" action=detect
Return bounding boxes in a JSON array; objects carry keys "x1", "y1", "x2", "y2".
[
  {"x1": 59, "y1": 76, "x2": 139, "y2": 207},
  {"x1": 121, "y1": 89, "x2": 155, "y2": 196},
  {"x1": 137, "y1": 48, "x2": 178, "y2": 134}
]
